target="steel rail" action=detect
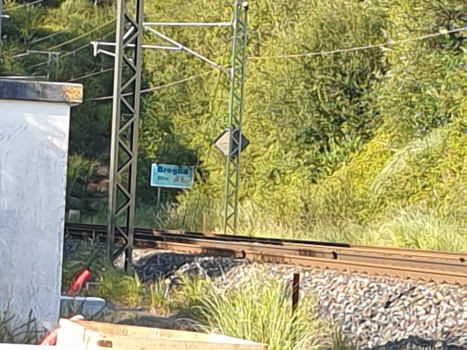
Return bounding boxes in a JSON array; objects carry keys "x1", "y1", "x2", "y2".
[
  {"x1": 65, "y1": 223, "x2": 467, "y2": 284},
  {"x1": 65, "y1": 223, "x2": 467, "y2": 260}
]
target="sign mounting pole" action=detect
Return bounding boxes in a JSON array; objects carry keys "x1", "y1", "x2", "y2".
[
  {"x1": 223, "y1": 0, "x2": 248, "y2": 234},
  {"x1": 107, "y1": 0, "x2": 144, "y2": 269}
]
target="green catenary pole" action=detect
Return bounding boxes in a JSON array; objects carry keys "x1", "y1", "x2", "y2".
[
  {"x1": 107, "y1": 0, "x2": 144, "y2": 269},
  {"x1": 223, "y1": 0, "x2": 248, "y2": 234}
]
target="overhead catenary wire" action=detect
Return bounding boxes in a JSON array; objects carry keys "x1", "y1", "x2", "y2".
[
  {"x1": 5, "y1": 0, "x2": 74, "y2": 56},
  {"x1": 248, "y1": 26, "x2": 467, "y2": 60},
  {"x1": 21, "y1": 30, "x2": 115, "y2": 70},
  {"x1": 15, "y1": 21, "x2": 466, "y2": 77},
  {"x1": 28, "y1": 31, "x2": 65, "y2": 46},
  {"x1": 28, "y1": 21, "x2": 114, "y2": 46},
  {"x1": 11, "y1": 21, "x2": 115, "y2": 60},
  {"x1": 46, "y1": 19, "x2": 115, "y2": 50},
  {"x1": 4, "y1": 0, "x2": 111, "y2": 61},
  {"x1": 80, "y1": 25, "x2": 466, "y2": 97},
  {"x1": 69, "y1": 66, "x2": 114, "y2": 81},
  {"x1": 3, "y1": 0, "x2": 47, "y2": 12},
  {"x1": 77, "y1": 26, "x2": 467, "y2": 101},
  {"x1": 86, "y1": 71, "x2": 215, "y2": 101},
  {"x1": 22, "y1": 22, "x2": 465, "y2": 98}
]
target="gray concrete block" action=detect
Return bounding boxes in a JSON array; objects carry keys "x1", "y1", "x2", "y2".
[{"x1": 60, "y1": 296, "x2": 106, "y2": 319}]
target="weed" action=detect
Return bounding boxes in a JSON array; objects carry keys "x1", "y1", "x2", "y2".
[
  {"x1": 186, "y1": 268, "x2": 331, "y2": 350},
  {"x1": 60, "y1": 247, "x2": 354, "y2": 349},
  {"x1": 0, "y1": 308, "x2": 44, "y2": 344}
]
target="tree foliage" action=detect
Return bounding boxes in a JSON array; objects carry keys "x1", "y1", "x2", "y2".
[{"x1": 2, "y1": 0, "x2": 466, "y2": 239}]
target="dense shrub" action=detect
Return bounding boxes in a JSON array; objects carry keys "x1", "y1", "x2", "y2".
[{"x1": 2, "y1": 0, "x2": 466, "y2": 249}]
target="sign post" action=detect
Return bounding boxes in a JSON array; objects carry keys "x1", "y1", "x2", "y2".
[{"x1": 156, "y1": 187, "x2": 162, "y2": 215}]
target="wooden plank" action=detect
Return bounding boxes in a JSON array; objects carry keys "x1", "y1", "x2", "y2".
[
  {"x1": 56, "y1": 319, "x2": 267, "y2": 350},
  {"x1": 0, "y1": 345, "x2": 68, "y2": 350}
]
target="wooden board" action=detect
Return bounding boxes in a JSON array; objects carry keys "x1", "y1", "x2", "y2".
[
  {"x1": 0, "y1": 345, "x2": 68, "y2": 349},
  {"x1": 56, "y1": 319, "x2": 267, "y2": 350}
]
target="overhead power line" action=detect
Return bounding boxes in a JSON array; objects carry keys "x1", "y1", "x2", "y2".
[
  {"x1": 86, "y1": 71, "x2": 214, "y2": 101},
  {"x1": 27, "y1": 20, "x2": 113, "y2": 46},
  {"x1": 46, "y1": 19, "x2": 115, "y2": 50},
  {"x1": 21, "y1": 30, "x2": 115, "y2": 70},
  {"x1": 248, "y1": 26, "x2": 467, "y2": 60},
  {"x1": 12, "y1": 19, "x2": 465, "y2": 78},
  {"x1": 73, "y1": 25, "x2": 467, "y2": 100},
  {"x1": 29, "y1": 31, "x2": 65, "y2": 46},
  {"x1": 11, "y1": 20, "x2": 115, "y2": 59},
  {"x1": 69, "y1": 66, "x2": 114, "y2": 81},
  {"x1": 4, "y1": 0, "x2": 47, "y2": 11},
  {"x1": 52, "y1": 23, "x2": 466, "y2": 99}
]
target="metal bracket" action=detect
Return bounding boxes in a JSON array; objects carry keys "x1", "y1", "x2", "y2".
[
  {"x1": 144, "y1": 26, "x2": 229, "y2": 72},
  {"x1": 12, "y1": 50, "x2": 60, "y2": 79}
]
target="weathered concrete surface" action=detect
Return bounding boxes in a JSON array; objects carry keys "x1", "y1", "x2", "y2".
[
  {"x1": 0, "y1": 79, "x2": 82, "y2": 104},
  {"x1": 0, "y1": 80, "x2": 82, "y2": 332}
]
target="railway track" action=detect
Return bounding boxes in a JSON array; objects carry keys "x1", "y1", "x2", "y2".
[{"x1": 65, "y1": 222, "x2": 467, "y2": 285}]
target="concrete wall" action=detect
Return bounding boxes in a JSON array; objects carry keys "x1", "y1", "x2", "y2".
[{"x1": 0, "y1": 79, "x2": 82, "y2": 334}]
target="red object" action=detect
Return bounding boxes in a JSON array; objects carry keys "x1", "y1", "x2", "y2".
[
  {"x1": 39, "y1": 314, "x2": 84, "y2": 346},
  {"x1": 66, "y1": 268, "x2": 92, "y2": 296},
  {"x1": 39, "y1": 265, "x2": 92, "y2": 345}
]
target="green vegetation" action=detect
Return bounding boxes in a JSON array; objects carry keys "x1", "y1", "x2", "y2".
[
  {"x1": 2, "y1": 2, "x2": 465, "y2": 343},
  {"x1": 1, "y1": 239, "x2": 353, "y2": 348},
  {"x1": 1, "y1": 0, "x2": 466, "y2": 249},
  {"x1": 0, "y1": 310, "x2": 42, "y2": 344},
  {"x1": 189, "y1": 267, "x2": 331, "y2": 349},
  {"x1": 59, "y1": 242, "x2": 351, "y2": 349}
]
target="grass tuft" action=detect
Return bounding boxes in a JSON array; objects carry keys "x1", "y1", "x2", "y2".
[
  {"x1": 0, "y1": 308, "x2": 43, "y2": 344},
  {"x1": 185, "y1": 267, "x2": 332, "y2": 350},
  {"x1": 60, "y1": 246, "x2": 354, "y2": 349}
]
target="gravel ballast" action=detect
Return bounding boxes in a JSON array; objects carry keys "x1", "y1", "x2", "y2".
[{"x1": 64, "y1": 239, "x2": 467, "y2": 349}]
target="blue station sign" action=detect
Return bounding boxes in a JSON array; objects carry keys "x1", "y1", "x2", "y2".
[{"x1": 150, "y1": 163, "x2": 195, "y2": 189}]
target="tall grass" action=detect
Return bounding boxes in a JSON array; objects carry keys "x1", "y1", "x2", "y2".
[
  {"x1": 69, "y1": 123, "x2": 467, "y2": 254},
  {"x1": 61, "y1": 246, "x2": 345, "y2": 349},
  {"x1": 1, "y1": 242, "x2": 353, "y2": 348},
  {"x1": 0, "y1": 308, "x2": 43, "y2": 344},
  {"x1": 189, "y1": 268, "x2": 331, "y2": 350},
  {"x1": 69, "y1": 126, "x2": 467, "y2": 254},
  {"x1": 71, "y1": 198, "x2": 467, "y2": 253}
]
